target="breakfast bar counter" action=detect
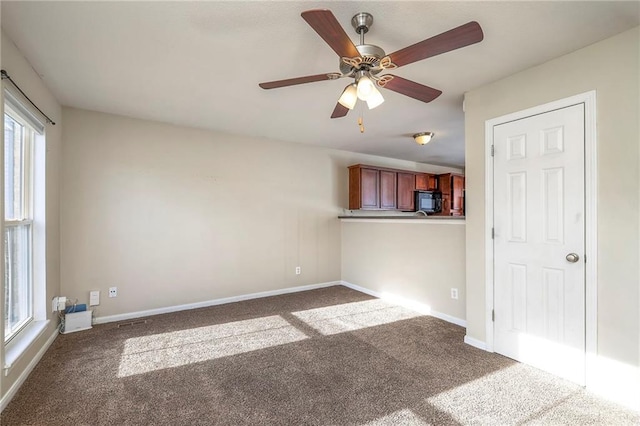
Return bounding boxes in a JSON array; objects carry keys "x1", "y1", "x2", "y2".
[{"x1": 339, "y1": 215, "x2": 465, "y2": 223}]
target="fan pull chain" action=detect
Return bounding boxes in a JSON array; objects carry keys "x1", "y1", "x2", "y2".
[{"x1": 358, "y1": 102, "x2": 365, "y2": 133}]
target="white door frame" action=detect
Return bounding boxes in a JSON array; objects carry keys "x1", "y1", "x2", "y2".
[{"x1": 484, "y1": 90, "x2": 597, "y2": 386}]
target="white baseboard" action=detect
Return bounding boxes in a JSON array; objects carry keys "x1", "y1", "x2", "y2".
[
  {"x1": 94, "y1": 281, "x2": 340, "y2": 324},
  {"x1": 340, "y1": 281, "x2": 467, "y2": 328},
  {"x1": 429, "y1": 311, "x2": 467, "y2": 328},
  {"x1": 1, "y1": 327, "x2": 58, "y2": 412},
  {"x1": 463, "y1": 335, "x2": 487, "y2": 351}
]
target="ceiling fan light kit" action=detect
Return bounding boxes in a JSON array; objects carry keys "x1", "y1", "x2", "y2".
[
  {"x1": 259, "y1": 9, "x2": 484, "y2": 126},
  {"x1": 356, "y1": 74, "x2": 374, "y2": 100},
  {"x1": 338, "y1": 83, "x2": 358, "y2": 109},
  {"x1": 366, "y1": 88, "x2": 384, "y2": 109},
  {"x1": 413, "y1": 132, "x2": 435, "y2": 145}
]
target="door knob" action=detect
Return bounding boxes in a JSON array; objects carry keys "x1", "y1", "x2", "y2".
[{"x1": 566, "y1": 253, "x2": 580, "y2": 263}]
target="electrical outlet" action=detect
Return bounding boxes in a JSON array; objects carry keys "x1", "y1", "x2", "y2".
[
  {"x1": 451, "y1": 288, "x2": 459, "y2": 300},
  {"x1": 52, "y1": 296, "x2": 67, "y2": 312},
  {"x1": 109, "y1": 287, "x2": 117, "y2": 298},
  {"x1": 295, "y1": 266, "x2": 301, "y2": 275},
  {"x1": 90, "y1": 290, "x2": 100, "y2": 306}
]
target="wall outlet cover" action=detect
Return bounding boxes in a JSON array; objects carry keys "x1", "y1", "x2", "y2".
[
  {"x1": 89, "y1": 290, "x2": 100, "y2": 306},
  {"x1": 57, "y1": 296, "x2": 67, "y2": 311}
]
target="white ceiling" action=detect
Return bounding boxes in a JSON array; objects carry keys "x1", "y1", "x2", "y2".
[{"x1": 2, "y1": 1, "x2": 638, "y2": 167}]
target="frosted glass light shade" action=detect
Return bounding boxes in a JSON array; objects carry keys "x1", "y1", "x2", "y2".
[
  {"x1": 366, "y1": 87, "x2": 384, "y2": 109},
  {"x1": 338, "y1": 84, "x2": 358, "y2": 109},
  {"x1": 413, "y1": 132, "x2": 434, "y2": 145},
  {"x1": 356, "y1": 75, "x2": 375, "y2": 100}
]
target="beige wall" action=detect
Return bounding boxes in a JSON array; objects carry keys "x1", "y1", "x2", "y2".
[
  {"x1": 464, "y1": 26, "x2": 639, "y2": 370},
  {"x1": 60, "y1": 108, "x2": 458, "y2": 319},
  {"x1": 62, "y1": 108, "x2": 340, "y2": 317},
  {"x1": 1, "y1": 32, "x2": 62, "y2": 396},
  {"x1": 342, "y1": 221, "x2": 466, "y2": 322}
]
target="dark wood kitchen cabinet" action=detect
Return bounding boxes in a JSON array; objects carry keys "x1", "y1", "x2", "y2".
[
  {"x1": 358, "y1": 167, "x2": 380, "y2": 209},
  {"x1": 349, "y1": 164, "x2": 464, "y2": 214},
  {"x1": 397, "y1": 172, "x2": 416, "y2": 211},
  {"x1": 437, "y1": 173, "x2": 465, "y2": 216},
  {"x1": 349, "y1": 165, "x2": 397, "y2": 210},
  {"x1": 451, "y1": 174, "x2": 465, "y2": 215},
  {"x1": 379, "y1": 170, "x2": 397, "y2": 210},
  {"x1": 415, "y1": 173, "x2": 438, "y2": 191}
]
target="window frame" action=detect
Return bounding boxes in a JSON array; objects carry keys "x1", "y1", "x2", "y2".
[{"x1": 3, "y1": 102, "x2": 37, "y2": 344}]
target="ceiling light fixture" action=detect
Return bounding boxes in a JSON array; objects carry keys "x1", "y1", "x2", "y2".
[{"x1": 413, "y1": 132, "x2": 434, "y2": 145}]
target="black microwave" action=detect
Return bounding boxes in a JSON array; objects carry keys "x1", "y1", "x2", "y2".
[{"x1": 415, "y1": 190, "x2": 442, "y2": 214}]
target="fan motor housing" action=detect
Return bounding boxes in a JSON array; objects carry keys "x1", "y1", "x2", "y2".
[{"x1": 339, "y1": 44, "x2": 386, "y2": 75}]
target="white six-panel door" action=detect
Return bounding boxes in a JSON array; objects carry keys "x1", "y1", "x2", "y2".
[{"x1": 493, "y1": 104, "x2": 585, "y2": 384}]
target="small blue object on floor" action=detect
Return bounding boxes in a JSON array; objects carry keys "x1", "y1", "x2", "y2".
[{"x1": 64, "y1": 304, "x2": 87, "y2": 313}]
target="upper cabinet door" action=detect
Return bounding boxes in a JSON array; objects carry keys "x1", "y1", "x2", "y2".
[
  {"x1": 451, "y1": 175, "x2": 465, "y2": 214},
  {"x1": 416, "y1": 173, "x2": 438, "y2": 191},
  {"x1": 397, "y1": 172, "x2": 416, "y2": 211},
  {"x1": 438, "y1": 174, "x2": 452, "y2": 195},
  {"x1": 379, "y1": 170, "x2": 397, "y2": 210},
  {"x1": 360, "y1": 168, "x2": 380, "y2": 209},
  {"x1": 416, "y1": 173, "x2": 429, "y2": 191},
  {"x1": 349, "y1": 165, "x2": 380, "y2": 209},
  {"x1": 428, "y1": 175, "x2": 438, "y2": 190}
]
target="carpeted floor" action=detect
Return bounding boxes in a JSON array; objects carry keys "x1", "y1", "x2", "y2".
[{"x1": 1, "y1": 286, "x2": 638, "y2": 425}]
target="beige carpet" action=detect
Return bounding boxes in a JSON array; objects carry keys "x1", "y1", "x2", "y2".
[{"x1": 2, "y1": 286, "x2": 637, "y2": 425}]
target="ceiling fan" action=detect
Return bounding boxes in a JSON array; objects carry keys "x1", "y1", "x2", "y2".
[{"x1": 259, "y1": 9, "x2": 484, "y2": 120}]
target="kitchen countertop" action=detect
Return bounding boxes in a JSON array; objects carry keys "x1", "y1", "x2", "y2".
[
  {"x1": 339, "y1": 215, "x2": 465, "y2": 224},
  {"x1": 339, "y1": 215, "x2": 464, "y2": 220}
]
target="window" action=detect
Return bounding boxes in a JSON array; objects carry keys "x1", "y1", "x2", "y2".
[{"x1": 3, "y1": 94, "x2": 41, "y2": 343}]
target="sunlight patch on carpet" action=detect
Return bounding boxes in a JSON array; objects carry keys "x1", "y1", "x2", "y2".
[
  {"x1": 426, "y1": 363, "x2": 582, "y2": 424},
  {"x1": 117, "y1": 315, "x2": 308, "y2": 377},
  {"x1": 292, "y1": 299, "x2": 421, "y2": 335},
  {"x1": 362, "y1": 408, "x2": 429, "y2": 426},
  {"x1": 515, "y1": 332, "x2": 585, "y2": 385}
]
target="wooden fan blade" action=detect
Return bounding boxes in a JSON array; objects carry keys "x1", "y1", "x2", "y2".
[
  {"x1": 388, "y1": 21, "x2": 483, "y2": 68},
  {"x1": 259, "y1": 73, "x2": 335, "y2": 89},
  {"x1": 301, "y1": 10, "x2": 361, "y2": 59},
  {"x1": 380, "y1": 75, "x2": 442, "y2": 103},
  {"x1": 331, "y1": 102, "x2": 350, "y2": 118}
]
